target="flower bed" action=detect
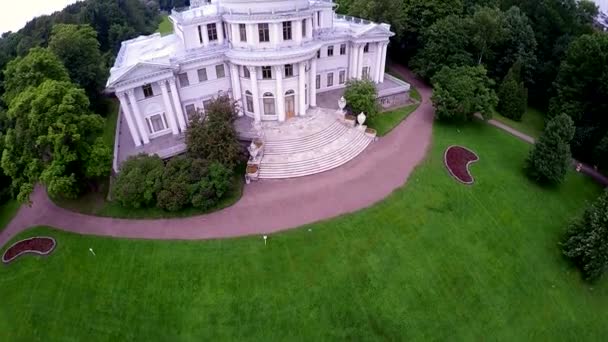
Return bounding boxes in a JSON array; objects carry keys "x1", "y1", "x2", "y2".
[
  {"x1": 444, "y1": 145, "x2": 479, "y2": 184},
  {"x1": 2, "y1": 237, "x2": 56, "y2": 264}
]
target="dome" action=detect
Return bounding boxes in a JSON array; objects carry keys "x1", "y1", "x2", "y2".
[{"x1": 217, "y1": 0, "x2": 311, "y2": 14}]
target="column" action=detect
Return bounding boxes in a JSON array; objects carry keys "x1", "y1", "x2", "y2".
[
  {"x1": 374, "y1": 42, "x2": 383, "y2": 83},
  {"x1": 230, "y1": 64, "x2": 244, "y2": 116},
  {"x1": 158, "y1": 81, "x2": 179, "y2": 135},
  {"x1": 312, "y1": 12, "x2": 317, "y2": 30},
  {"x1": 201, "y1": 25, "x2": 209, "y2": 46},
  {"x1": 298, "y1": 62, "x2": 306, "y2": 115},
  {"x1": 294, "y1": 19, "x2": 302, "y2": 44},
  {"x1": 349, "y1": 43, "x2": 357, "y2": 78},
  {"x1": 357, "y1": 44, "x2": 365, "y2": 79},
  {"x1": 272, "y1": 22, "x2": 280, "y2": 47},
  {"x1": 309, "y1": 57, "x2": 317, "y2": 107},
  {"x1": 275, "y1": 65, "x2": 285, "y2": 122},
  {"x1": 247, "y1": 23, "x2": 255, "y2": 45},
  {"x1": 168, "y1": 78, "x2": 187, "y2": 130},
  {"x1": 249, "y1": 66, "x2": 261, "y2": 122},
  {"x1": 126, "y1": 89, "x2": 150, "y2": 144},
  {"x1": 306, "y1": 17, "x2": 313, "y2": 38},
  {"x1": 117, "y1": 92, "x2": 142, "y2": 147},
  {"x1": 379, "y1": 43, "x2": 388, "y2": 83},
  {"x1": 218, "y1": 22, "x2": 225, "y2": 44}
]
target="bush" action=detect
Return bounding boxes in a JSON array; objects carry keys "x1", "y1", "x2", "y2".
[
  {"x1": 344, "y1": 79, "x2": 379, "y2": 119},
  {"x1": 497, "y1": 62, "x2": 528, "y2": 121},
  {"x1": 593, "y1": 133, "x2": 608, "y2": 172},
  {"x1": 525, "y1": 114, "x2": 575, "y2": 184},
  {"x1": 562, "y1": 191, "x2": 608, "y2": 281},
  {"x1": 191, "y1": 161, "x2": 233, "y2": 210},
  {"x1": 186, "y1": 95, "x2": 242, "y2": 169},
  {"x1": 112, "y1": 154, "x2": 164, "y2": 208},
  {"x1": 431, "y1": 65, "x2": 497, "y2": 122}
]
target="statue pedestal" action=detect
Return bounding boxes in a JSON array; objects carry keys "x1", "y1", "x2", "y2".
[{"x1": 357, "y1": 124, "x2": 367, "y2": 131}]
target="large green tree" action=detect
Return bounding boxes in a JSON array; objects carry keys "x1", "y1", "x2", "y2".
[
  {"x1": 469, "y1": 6, "x2": 507, "y2": 65},
  {"x1": 1, "y1": 80, "x2": 111, "y2": 202},
  {"x1": 497, "y1": 61, "x2": 528, "y2": 121},
  {"x1": 431, "y1": 65, "x2": 498, "y2": 121}
]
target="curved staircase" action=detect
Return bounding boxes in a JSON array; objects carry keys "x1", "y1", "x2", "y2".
[{"x1": 257, "y1": 110, "x2": 374, "y2": 179}]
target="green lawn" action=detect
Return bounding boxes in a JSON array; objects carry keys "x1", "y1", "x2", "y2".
[
  {"x1": 0, "y1": 200, "x2": 19, "y2": 232},
  {"x1": 368, "y1": 104, "x2": 419, "y2": 136},
  {"x1": 157, "y1": 15, "x2": 173, "y2": 36},
  {"x1": 494, "y1": 107, "x2": 546, "y2": 138},
  {"x1": 2, "y1": 122, "x2": 606, "y2": 340}
]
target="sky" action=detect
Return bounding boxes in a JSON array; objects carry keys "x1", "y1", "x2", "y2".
[{"x1": 0, "y1": 0, "x2": 607, "y2": 35}]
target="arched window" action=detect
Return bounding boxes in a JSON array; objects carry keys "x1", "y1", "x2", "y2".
[
  {"x1": 284, "y1": 90, "x2": 296, "y2": 117},
  {"x1": 263, "y1": 92, "x2": 275, "y2": 115},
  {"x1": 245, "y1": 90, "x2": 254, "y2": 113},
  {"x1": 285, "y1": 90, "x2": 295, "y2": 96}
]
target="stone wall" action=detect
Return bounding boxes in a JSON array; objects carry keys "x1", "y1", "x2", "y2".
[{"x1": 378, "y1": 91, "x2": 410, "y2": 111}]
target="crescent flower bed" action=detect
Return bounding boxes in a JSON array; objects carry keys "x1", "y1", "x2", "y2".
[
  {"x1": 444, "y1": 145, "x2": 479, "y2": 184},
  {"x1": 2, "y1": 237, "x2": 57, "y2": 264}
]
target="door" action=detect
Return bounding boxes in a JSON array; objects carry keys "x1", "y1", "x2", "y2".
[{"x1": 285, "y1": 94, "x2": 295, "y2": 119}]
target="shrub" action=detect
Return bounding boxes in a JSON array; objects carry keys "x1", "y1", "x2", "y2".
[
  {"x1": 112, "y1": 154, "x2": 163, "y2": 208},
  {"x1": 156, "y1": 156, "x2": 193, "y2": 212},
  {"x1": 497, "y1": 62, "x2": 528, "y2": 121},
  {"x1": 191, "y1": 161, "x2": 233, "y2": 210},
  {"x1": 593, "y1": 133, "x2": 608, "y2": 172},
  {"x1": 562, "y1": 191, "x2": 608, "y2": 281},
  {"x1": 344, "y1": 79, "x2": 379, "y2": 119},
  {"x1": 525, "y1": 114, "x2": 575, "y2": 184},
  {"x1": 431, "y1": 65, "x2": 497, "y2": 122},
  {"x1": 186, "y1": 95, "x2": 242, "y2": 169}
]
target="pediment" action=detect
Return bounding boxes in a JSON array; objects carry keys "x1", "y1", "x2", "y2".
[
  {"x1": 108, "y1": 62, "x2": 173, "y2": 87},
  {"x1": 355, "y1": 25, "x2": 393, "y2": 38}
]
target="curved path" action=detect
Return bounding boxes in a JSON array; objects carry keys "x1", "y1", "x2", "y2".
[{"x1": 0, "y1": 66, "x2": 434, "y2": 247}]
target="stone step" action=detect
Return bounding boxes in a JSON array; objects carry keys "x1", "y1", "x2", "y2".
[{"x1": 264, "y1": 121, "x2": 348, "y2": 155}]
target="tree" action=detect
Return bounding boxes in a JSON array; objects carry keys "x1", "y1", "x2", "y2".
[
  {"x1": 186, "y1": 96, "x2": 242, "y2": 169},
  {"x1": 343, "y1": 79, "x2": 379, "y2": 119},
  {"x1": 411, "y1": 15, "x2": 473, "y2": 79},
  {"x1": 430, "y1": 65, "x2": 497, "y2": 121},
  {"x1": 156, "y1": 156, "x2": 195, "y2": 212},
  {"x1": 49, "y1": 24, "x2": 105, "y2": 102},
  {"x1": 112, "y1": 154, "x2": 164, "y2": 208},
  {"x1": 593, "y1": 134, "x2": 608, "y2": 172},
  {"x1": 497, "y1": 61, "x2": 528, "y2": 121},
  {"x1": 1, "y1": 80, "x2": 111, "y2": 201},
  {"x1": 469, "y1": 6, "x2": 507, "y2": 65},
  {"x1": 562, "y1": 190, "x2": 608, "y2": 281},
  {"x1": 524, "y1": 113, "x2": 575, "y2": 184},
  {"x1": 2, "y1": 47, "x2": 70, "y2": 105}
]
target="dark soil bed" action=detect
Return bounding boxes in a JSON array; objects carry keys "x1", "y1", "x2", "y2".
[
  {"x1": 2, "y1": 237, "x2": 56, "y2": 264},
  {"x1": 444, "y1": 146, "x2": 479, "y2": 184}
]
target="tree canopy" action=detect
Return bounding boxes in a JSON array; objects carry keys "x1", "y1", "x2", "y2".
[{"x1": 343, "y1": 79, "x2": 379, "y2": 119}]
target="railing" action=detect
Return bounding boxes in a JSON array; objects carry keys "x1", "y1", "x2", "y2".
[{"x1": 334, "y1": 14, "x2": 373, "y2": 25}]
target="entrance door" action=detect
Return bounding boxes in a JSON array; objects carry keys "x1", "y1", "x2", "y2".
[{"x1": 285, "y1": 93, "x2": 296, "y2": 119}]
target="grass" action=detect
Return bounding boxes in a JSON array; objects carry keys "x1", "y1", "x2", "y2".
[
  {"x1": 494, "y1": 107, "x2": 546, "y2": 138},
  {"x1": 157, "y1": 15, "x2": 173, "y2": 36},
  {"x1": 0, "y1": 200, "x2": 19, "y2": 232},
  {"x1": 2, "y1": 122, "x2": 606, "y2": 340},
  {"x1": 367, "y1": 104, "x2": 419, "y2": 136}
]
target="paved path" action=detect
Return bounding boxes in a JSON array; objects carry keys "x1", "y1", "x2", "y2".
[{"x1": 0, "y1": 65, "x2": 434, "y2": 247}]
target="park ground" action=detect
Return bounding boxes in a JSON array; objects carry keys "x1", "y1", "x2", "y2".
[{"x1": 1, "y1": 119, "x2": 606, "y2": 340}]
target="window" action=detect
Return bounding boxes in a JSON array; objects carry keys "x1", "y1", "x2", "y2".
[
  {"x1": 364, "y1": 43, "x2": 369, "y2": 53},
  {"x1": 283, "y1": 21, "x2": 292, "y2": 40},
  {"x1": 197, "y1": 68, "x2": 208, "y2": 82},
  {"x1": 258, "y1": 23, "x2": 270, "y2": 42},
  {"x1": 362, "y1": 66, "x2": 370, "y2": 79},
  {"x1": 327, "y1": 72, "x2": 334, "y2": 87},
  {"x1": 302, "y1": 19, "x2": 307, "y2": 38},
  {"x1": 262, "y1": 66, "x2": 272, "y2": 79},
  {"x1": 340, "y1": 44, "x2": 346, "y2": 55},
  {"x1": 203, "y1": 99, "x2": 213, "y2": 113},
  {"x1": 239, "y1": 24, "x2": 247, "y2": 42},
  {"x1": 215, "y1": 64, "x2": 225, "y2": 78},
  {"x1": 316, "y1": 50, "x2": 320, "y2": 59},
  {"x1": 185, "y1": 104, "x2": 197, "y2": 120},
  {"x1": 146, "y1": 113, "x2": 168, "y2": 134},
  {"x1": 339, "y1": 70, "x2": 346, "y2": 84},
  {"x1": 207, "y1": 23, "x2": 218, "y2": 41},
  {"x1": 245, "y1": 91, "x2": 254, "y2": 113},
  {"x1": 243, "y1": 66, "x2": 250, "y2": 78},
  {"x1": 142, "y1": 84, "x2": 154, "y2": 98},
  {"x1": 198, "y1": 26, "x2": 203, "y2": 44},
  {"x1": 284, "y1": 64, "x2": 293, "y2": 77},
  {"x1": 263, "y1": 92, "x2": 275, "y2": 115},
  {"x1": 316, "y1": 74, "x2": 321, "y2": 89},
  {"x1": 178, "y1": 73, "x2": 189, "y2": 87},
  {"x1": 222, "y1": 23, "x2": 227, "y2": 41},
  {"x1": 327, "y1": 45, "x2": 334, "y2": 57}
]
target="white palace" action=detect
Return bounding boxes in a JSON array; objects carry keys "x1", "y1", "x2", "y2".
[{"x1": 107, "y1": 0, "x2": 410, "y2": 178}]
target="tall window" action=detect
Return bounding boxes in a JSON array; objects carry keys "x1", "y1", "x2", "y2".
[
  {"x1": 216, "y1": 64, "x2": 225, "y2": 78},
  {"x1": 207, "y1": 23, "x2": 218, "y2": 41},
  {"x1": 245, "y1": 91, "x2": 254, "y2": 113},
  {"x1": 284, "y1": 64, "x2": 294, "y2": 77},
  {"x1": 178, "y1": 73, "x2": 190, "y2": 87},
  {"x1": 198, "y1": 26, "x2": 203, "y2": 44},
  {"x1": 316, "y1": 74, "x2": 321, "y2": 89},
  {"x1": 339, "y1": 70, "x2": 346, "y2": 84},
  {"x1": 262, "y1": 66, "x2": 272, "y2": 79},
  {"x1": 362, "y1": 67, "x2": 370, "y2": 79},
  {"x1": 316, "y1": 50, "x2": 320, "y2": 59},
  {"x1": 185, "y1": 104, "x2": 197, "y2": 121},
  {"x1": 239, "y1": 23, "x2": 247, "y2": 42},
  {"x1": 243, "y1": 66, "x2": 250, "y2": 78},
  {"x1": 142, "y1": 84, "x2": 154, "y2": 98},
  {"x1": 146, "y1": 113, "x2": 168, "y2": 134},
  {"x1": 302, "y1": 19, "x2": 307, "y2": 38},
  {"x1": 327, "y1": 45, "x2": 334, "y2": 57},
  {"x1": 340, "y1": 44, "x2": 346, "y2": 55},
  {"x1": 327, "y1": 72, "x2": 334, "y2": 87},
  {"x1": 259, "y1": 23, "x2": 270, "y2": 42},
  {"x1": 363, "y1": 43, "x2": 369, "y2": 53},
  {"x1": 263, "y1": 92, "x2": 275, "y2": 115},
  {"x1": 283, "y1": 21, "x2": 292, "y2": 40},
  {"x1": 203, "y1": 99, "x2": 213, "y2": 113},
  {"x1": 198, "y1": 68, "x2": 208, "y2": 82}
]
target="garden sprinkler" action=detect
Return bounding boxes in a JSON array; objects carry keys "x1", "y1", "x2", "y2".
[{"x1": 89, "y1": 248, "x2": 96, "y2": 256}]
